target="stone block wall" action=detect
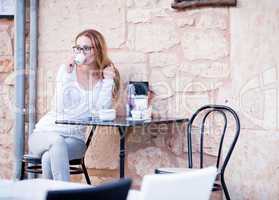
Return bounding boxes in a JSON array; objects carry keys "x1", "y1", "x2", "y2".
[{"x1": 0, "y1": 18, "x2": 14, "y2": 179}]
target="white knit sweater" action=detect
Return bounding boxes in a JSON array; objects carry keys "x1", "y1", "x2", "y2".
[{"x1": 33, "y1": 64, "x2": 114, "y2": 141}]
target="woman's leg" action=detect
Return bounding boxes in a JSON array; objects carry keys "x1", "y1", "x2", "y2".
[
  {"x1": 29, "y1": 132, "x2": 70, "y2": 180},
  {"x1": 29, "y1": 132, "x2": 86, "y2": 181},
  {"x1": 48, "y1": 136, "x2": 70, "y2": 181},
  {"x1": 41, "y1": 151, "x2": 53, "y2": 179},
  {"x1": 28, "y1": 132, "x2": 63, "y2": 157},
  {"x1": 65, "y1": 137, "x2": 87, "y2": 160},
  {"x1": 49, "y1": 136, "x2": 86, "y2": 181}
]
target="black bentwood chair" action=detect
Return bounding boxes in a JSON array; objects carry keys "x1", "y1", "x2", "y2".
[
  {"x1": 46, "y1": 178, "x2": 132, "y2": 200},
  {"x1": 155, "y1": 105, "x2": 240, "y2": 200},
  {"x1": 20, "y1": 127, "x2": 96, "y2": 184}
]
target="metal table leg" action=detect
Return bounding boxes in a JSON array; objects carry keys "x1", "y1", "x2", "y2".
[{"x1": 118, "y1": 126, "x2": 127, "y2": 178}]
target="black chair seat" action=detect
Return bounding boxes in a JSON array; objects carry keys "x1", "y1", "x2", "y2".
[{"x1": 70, "y1": 159, "x2": 83, "y2": 165}]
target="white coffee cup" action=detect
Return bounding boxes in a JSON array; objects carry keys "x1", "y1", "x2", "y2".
[{"x1": 74, "y1": 53, "x2": 86, "y2": 65}]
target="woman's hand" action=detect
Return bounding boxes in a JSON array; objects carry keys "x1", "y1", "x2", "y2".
[
  {"x1": 66, "y1": 55, "x2": 75, "y2": 73},
  {"x1": 103, "y1": 65, "x2": 116, "y2": 79}
]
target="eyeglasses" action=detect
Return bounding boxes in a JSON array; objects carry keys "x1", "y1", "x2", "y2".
[{"x1": 72, "y1": 45, "x2": 94, "y2": 54}]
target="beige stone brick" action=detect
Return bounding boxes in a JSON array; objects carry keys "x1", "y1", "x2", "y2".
[
  {"x1": 3, "y1": 71, "x2": 18, "y2": 86},
  {"x1": 173, "y1": 73, "x2": 193, "y2": 93},
  {"x1": 0, "y1": 119, "x2": 13, "y2": 135},
  {"x1": 0, "y1": 157, "x2": 13, "y2": 179},
  {"x1": 0, "y1": 31, "x2": 12, "y2": 56},
  {"x1": 151, "y1": 8, "x2": 169, "y2": 17},
  {"x1": 109, "y1": 52, "x2": 146, "y2": 64},
  {"x1": 180, "y1": 91, "x2": 213, "y2": 114},
  {"x1": 0, "y1": 127, "x2": 13, "y2": 179},
  {"x1": 149, "y1": 68, "x2": 175, "y2": 98},
  {"x1": 175, "y1": 18, "x2": 195, "y2": 28},
  {"x1": 85, "y1": 126, "x2": 120, "y2": 170},
  {"x1": 151, "y1": 94, "x2": 188, "y2": 119},
  {"x1": 0, "y1": 128, "x2": 13, "y2": 147},
  {"x1": 225, "y1": 130, "x2": 279, "y2": 200},
  {"x1": 149, "y1": 52, "x2": 178, "y2": 68},
  {"x1": 152, "y1": 135, "x2": 166, "y2": 147},
  {"x1": 0, "y1": 57, "x2": 13, "y2": 73},
  {"x1": 127, "y1": 128, "x2": 145, "y2": 144},
  {"x1": 126, "y1": 24, "x2": 136, "y2": 50},
  {"x1": 151, "y1": 93, "x2": 190, "y2": 119},
  {"x1": 136, "y1": 0, "x2": 170, "y2": 9},
  {"x1": 176, "y1": 157, "x2": 188, "y2": 168},
  {"x1": 134, "y1": 0, "x2": 151, "y2": 8},
  {"x1": 230, "y1": 6, "x2": 279, "y2": 133},
  {"x1": 38, "y1": 50, "x2": 72, "y2": 71},
  {"x1": 39, "y1": 0, "x2": 125, "y2": 51},
  {"x1": 165, "y1": 122, "x2": 185, "y2": 155},
  {"x1": 175, "y1": 70, "x2": 224, "y2": 93},
  {"x1": 134, "y1": 24, "x2": 179, "y2": 52},
  {"x1": 195, "y1": 8, "x2": 229, "y2": 30},
  {"x1": 236, "y1": 69, "x2": 278, "y2": 130},
  {"x1": 181, "y1": 29, "x2": 228, "y2": 60},
  {"x1": 117, "y1": 63, "x2": 149, "y2": 84},
  {"x1": 130, "y1": 128, "x2": 153, "y2": 146},
  {"x1": 127, "y1": 0, "x2": 134, "y2": 8},
  {"x1": 149, "y1": 53, "x2": 179, "y2": 79},
  {"x1": 180, "y1": 61, "x2": 230, "y2": 79},
  {"x1": 1, "y1": 84, "x2": 15, "y2": 120},
  {"x1": 174, "y1": 93, "x2": 193, "y2": 117},
  {"x1": 127, "y1": 9, "x2": 151, "y2": 23},
  {"x1": 128, "y1": 7, "x2": 169, "y2": 20},
  {"x1": 128, "y1": 147, "x2": 174, "y2": 176},
  {"x1": 162, "y1": 65, "x2": 178, "y2": 78},
  {"x1": 89, "y1": 176, "x2": 118, "y2": 186}
]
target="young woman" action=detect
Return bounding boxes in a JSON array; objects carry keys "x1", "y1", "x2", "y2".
[{"x1": 28, "y1": 29, "x2": 120, "y2": 181}]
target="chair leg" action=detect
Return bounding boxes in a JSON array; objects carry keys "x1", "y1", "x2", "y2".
[
  {"x1": 20, "y1": 161, "x2": 25, "y2": 180},
  {"x1": 221, "y1": 173, "x2": 230, "y2": 200},
  {"x1": 81, "y1": 163, "x2": 91, "y2": 185}
]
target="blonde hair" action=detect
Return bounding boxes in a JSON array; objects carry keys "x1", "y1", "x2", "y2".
[{"x1": 75, "y1": 29, "x2": 120, "y2": 98}]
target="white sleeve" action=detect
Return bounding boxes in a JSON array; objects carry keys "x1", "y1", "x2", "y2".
[
  {"x1": 51, "y1": 64, "x2": 66, "y2": 113},
  {"x1": 95, "y1": 78, "x2": 114, "y2": 110}
]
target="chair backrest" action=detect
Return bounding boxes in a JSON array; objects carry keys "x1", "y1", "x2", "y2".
[
  {"x1": 141, "y1": 167, "x2": 217, "y2": 200},
  {"x1": 46, "y1": 178, "x2": 132, "y2": 200},
  {"x1": 187, "y1": 105, "x2": 240, "y2": 173}
]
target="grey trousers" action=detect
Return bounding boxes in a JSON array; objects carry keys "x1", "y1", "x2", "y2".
[{"x1": 28, "y1": 132, "x2": 86, "y2": 181}]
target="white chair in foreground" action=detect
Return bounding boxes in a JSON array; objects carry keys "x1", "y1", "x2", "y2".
[{"x1": 127, "y1": 166, "x2": 217, "y2": 200}]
